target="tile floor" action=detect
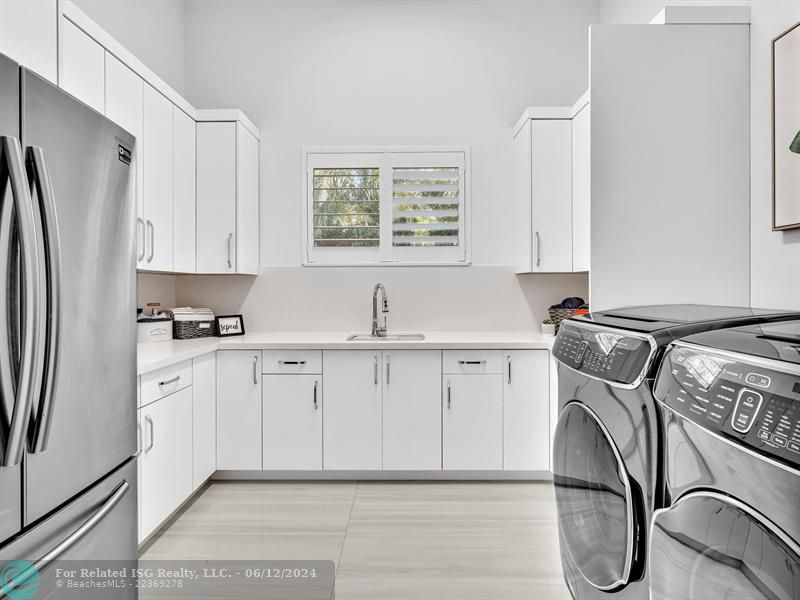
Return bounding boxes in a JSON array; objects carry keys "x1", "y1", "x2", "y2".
[{"x1": 141, "y1": 481, "x2": 570, "y2": 600}]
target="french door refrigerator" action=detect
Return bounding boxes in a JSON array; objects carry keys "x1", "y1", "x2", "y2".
[{"x1": 0, "y1": 51, "x2": 137, "y2": 591}]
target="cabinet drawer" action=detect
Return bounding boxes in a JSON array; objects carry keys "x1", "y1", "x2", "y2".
[
  {"x1": 442, "y1": 350, "x2": 502, "y2": 374},
  {"x1": 262, "y1": 350, "x2": 322, "y2": 374},
  {"x1": 140, "y1": 360, "x2": 192, "y2": 407}
]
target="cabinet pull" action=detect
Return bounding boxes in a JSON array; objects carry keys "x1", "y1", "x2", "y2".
[
  {"x1": 146, "y1": 220, "x2": 154, "y2": 263},
  {"x1": 313, "y1": 380, "x2": 318, "y2": 410},
  {"x1": 144, "y1": 415, "x2": 154, "y2": 452},
  {"x1": 278, "y1": 360, "x2": 306, "y2": 366},
  {"x1": 158, "y1": 375, "x2": 180, "y2": 387},
  {"x1": 253, "y1": 355, "x2": 258, "y2": 385},
  {"x1": 386, "y1": 355, "x2": 391, "y2": 385},
  {"x1": 458, "y1": 360, "x2": 486, "y2": 366},
  {"x1": 535, "y1": 231, "x2": 541, "y2": 267},
  {"x1": 507, "y1": 356, "x2": 512, "y2": 384},
  {"x1": 447, "y1": 381, "x2": 451, "y2": 409},
  {"x1": 227, "y1": 233, "x2": 233, "y2": 269},
  {"x1": 136, "y1": 217, "x2": 145, "y2": 262},
  {"x1": 374, "y1": 355, "x2": 378, "y2": 385}
]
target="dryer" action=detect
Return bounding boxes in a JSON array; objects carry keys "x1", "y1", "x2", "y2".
[
  {"x1": 551, "y1": 305, "x2": 800, "y2": 600},
  {"x1": 650, "y1": 319, "x2": 800, "y2": 599}
]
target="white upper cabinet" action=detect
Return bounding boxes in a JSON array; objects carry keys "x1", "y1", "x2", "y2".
[
  {"x1": 571, "y1": 102, "x2": 590, "y2": 273},
  {"x1": 104, "y1": 54, "x2": 145, "y2": 264},
  {"x1": 173, "y1": 107, "x2": 197, "y2": 273},
  {"x1": 142, "y1": 84, "x2": 174, "y2": 272},
  {"x1": 196, "y1": 122, "x2": 237, "y2": 274},
  {"x1": 197, "y1": 120, "x2": 260, "y2": 275},
  {"x1": 0, "y1": 0, "x2": 57, "y2": 83},
  {"x1": 236, "y1": 123, "x2": 259, "y2": 274},
  {"x1": 59, "y1": 18, "x2": 104, "y2": 113}
]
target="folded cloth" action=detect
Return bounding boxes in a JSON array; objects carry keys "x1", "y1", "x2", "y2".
[{"x1": 168, "y1": 307, "x2": 215, "y2": 322}]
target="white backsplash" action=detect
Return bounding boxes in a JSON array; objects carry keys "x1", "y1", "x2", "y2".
[{"x1": 168, "y1": 266, "x2": 588, "y2": 333}]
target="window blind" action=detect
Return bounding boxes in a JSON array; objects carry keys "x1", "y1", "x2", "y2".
[
  {"x1": 313, "y1": 168, "x2": 379, "y2": 247},
  {"x1": 392, "y1": 167, "x2": 460, "y2": 247}
]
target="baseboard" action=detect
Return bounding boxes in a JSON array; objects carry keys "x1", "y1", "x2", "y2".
[{"x1": 211, "y1": 470, "x2": 553, "y2": 481}]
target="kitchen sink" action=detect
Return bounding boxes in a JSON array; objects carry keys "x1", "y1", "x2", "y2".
[{"x1": 347, "y1": 333, "x2": 426, "y2": 341}]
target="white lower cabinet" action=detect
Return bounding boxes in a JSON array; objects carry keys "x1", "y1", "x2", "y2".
[
  {"x1": 442, "y1": 374, "x2": 503, "y2": 470},
  {"x1": 323, "y1": 351, "x2": 382, "y2": 470},
  {"x1": 216, "y1": 351, "x2": 262, "y2": 470},
  {"x1": 192, "y1": 353, "x2": 217, "y2": 488},
  {"x1": 382, "y1": 350, "x2": 442, "y2": 470},
  {"x1": 139, "y1": 387, "x2": 193, "y2": 541},
  {"x1": 263, "y1": 375, "x2": 322, "y2": 470},
  {"x1": 503, "y1": 350, "x2": 550, "y2": 471}
]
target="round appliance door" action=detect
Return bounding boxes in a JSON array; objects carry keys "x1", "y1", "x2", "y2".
[
  {"x1": 553, "y1": 402, "x2": 640, "y2": 591},
  {"x1": 650, "y1": 491, "x2": 800, "y2": 600}
]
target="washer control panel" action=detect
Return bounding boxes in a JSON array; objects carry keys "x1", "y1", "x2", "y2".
[
  {"x1": 655, "y1": 344, "x2": 800, "y2": 468},
  {"x1": 553, "y1": 321, "x2": 655, "y2": 386}
]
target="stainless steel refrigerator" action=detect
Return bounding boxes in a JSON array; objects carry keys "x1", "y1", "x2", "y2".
[{"x1": 0, "y1": 51, "x2": 137, "y2": 587}]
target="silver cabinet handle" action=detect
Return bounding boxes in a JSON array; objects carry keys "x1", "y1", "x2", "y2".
[
  {"x1": 458, "y1": 360, "x2": 486, "y2": 365},
  {"x1": 386, "y1": 355, "x2": 391, "y2": 385},
  {"x1": 146, "y1": 220, "x2": 154, "y2": 263},
  {"x1": 507, "y1": 356, "x2": 512, "y2": 384},
  {"x1": 137, "y1": 420, "x2": 142, "y2": 455},
  {"x1": 136, "y1": 217, "x2": 145, "y2": 262},
  {"x1": 0, "y1": 136, "x2": 40, "y2": 467},
  {"x1": 535, "y1": 231, "x2": 541, "y2": 267},
  {"x1": 144, "y1": 415, "x2": 154, "y2": 452},
  {"x1": 447, "y1": 380, "x2": 452, "y2": 409},
  {"x1": 227, "y1": 232, "x2": 233, "y2": 269},
  {"x1": 253, "y1": 355, "x2": 258, "y2": 385},
  {"x1": 158, "y1": 375, "x2": 180, "y2": 387},
  {"x1": 374, "y1": 355, "x2": 378, "y2": 385},
  {"x1": 278, "y1": 360, "x2": 306, "y2": 366},
  {"x1": 313, "y1": 380, "x2": 318, "y2": 411},
  {"x1": 30, "y1": 481, "x2": 130, "y2": 576},
  {"x1": 26, "y1": 146, "x2": 62, "y2": 453}
]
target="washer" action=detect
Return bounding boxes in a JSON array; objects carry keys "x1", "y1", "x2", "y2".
[
  {"x1": 551, "y1": 305, "x2": 800, "y2": 600},
  {"x1": 650, "y1": 319, "x2": 800, "y2": 600}
]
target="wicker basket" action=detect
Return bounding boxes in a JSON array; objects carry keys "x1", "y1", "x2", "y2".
[
  {"x1": 548, "y1": 307, "x2": 579, "y2": 334},
  {"x1": 173, "y1": 320, "x2": 215, "y2": 340}
]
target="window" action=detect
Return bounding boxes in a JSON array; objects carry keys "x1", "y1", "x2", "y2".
[{"x1": 303, "y1": 148, "x2": 469, "y2": 265}]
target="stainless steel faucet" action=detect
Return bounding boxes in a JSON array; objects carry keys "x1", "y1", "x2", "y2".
[{"x1": 371, "y1": 283, "x2": 389, "y2": 337}]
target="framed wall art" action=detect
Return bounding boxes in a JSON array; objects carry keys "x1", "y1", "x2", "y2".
[{"x1": 773, "y1": 20, "x2": 800, "y2": 230}]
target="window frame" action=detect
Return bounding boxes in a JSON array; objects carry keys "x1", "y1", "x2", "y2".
[{"x1": 302, "y1": 146, "x2": 471, "y2": 266}]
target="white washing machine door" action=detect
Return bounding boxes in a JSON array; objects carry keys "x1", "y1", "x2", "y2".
[{"x1": 650, "y1": 491, "x2": 800, "y2": 600}]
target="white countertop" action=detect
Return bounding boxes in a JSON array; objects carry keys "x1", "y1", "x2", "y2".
[{"x1": 138, "y1": 331, "x2": 555, "y2": 375}]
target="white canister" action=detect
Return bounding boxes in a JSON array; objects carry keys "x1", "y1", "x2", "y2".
[{"x1": 137, "y1": 319, "x2": 173, "y2": 343}]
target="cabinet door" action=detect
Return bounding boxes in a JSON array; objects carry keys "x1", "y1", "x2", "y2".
[
  {"x1": 139, "y1": 387, "x2": 193, "y2": 540},
  {"x1": 531, "y1": 119, "x2": 572, "y2": 272},
  {"x1": 263, "y1": 375, "x2": 322, "y2": 470},
  {"x1": 323, "y1": 351, "x2": 381, "y2": 470},
  {"x1": 443, "y1": 374, "x2": 502, "y2": 470},
  {"x1": 571, "y1": 104, "x2": 590, "y2": 272},
  {"x1": 173, "y1": 107, "x2": 196, "y2": 273},
  {"x1": 192, "y1": 353, "x2": 216, "y2": 488},
  {"x1": 383, "y1": 350, "x2": 441, "y2": 470},
  {"x1": 105, "y1": 55, "x2": 145, "y2": 265},
  {"x1": 0, "y1": 0, "x2": 57, "y2": 83},
  {"x1": 216, "y1": 351, "x2": 262, "y2": 470},
  {"x1": 196, "y1": 122, "x2": 236, "y2": 273},
  {"x1": 236, "y1": 123, "x2": 259, "y2": 274},
  {"x1": 503, "y1": 350, "x2": 549, "y2": 471},
  {"x1": 142, "y1": 84, "x2": 174, "y2": 271},
  {"x1": 59, "y1": 18, "x2": 104, "y2": 113}
]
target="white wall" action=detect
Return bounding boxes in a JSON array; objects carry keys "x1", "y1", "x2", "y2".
[
  {"x1": 73, "y1": 0, "x2": 187, "y2": 95},
  {"x1": 173, "y1": 0, "x2": 593, "y2": 329},
  {"x1": 593, "y1": 0, "x2": 800, "y2": 311}
]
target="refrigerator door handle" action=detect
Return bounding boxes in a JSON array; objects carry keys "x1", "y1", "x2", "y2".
[
  {"x1": 0, "y1": 136, "x2": 40, "y2": 467},
  {"x1": 136, "y1": 217, "x2": 145, "y2": 263},
  {"x1": 25, "y1": 146, "x2": 62, "y2": 453},
  {"x1": 31, "y1": 481, "x2": 130, "y2": 575}
]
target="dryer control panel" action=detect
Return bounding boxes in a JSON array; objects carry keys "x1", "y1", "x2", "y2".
[
  {"x1": 553, "y1": 321, "x2": 656, "y2": 387},
  {"x1": 655, "y1": 343, "x2": 800, "y2": 469}
]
